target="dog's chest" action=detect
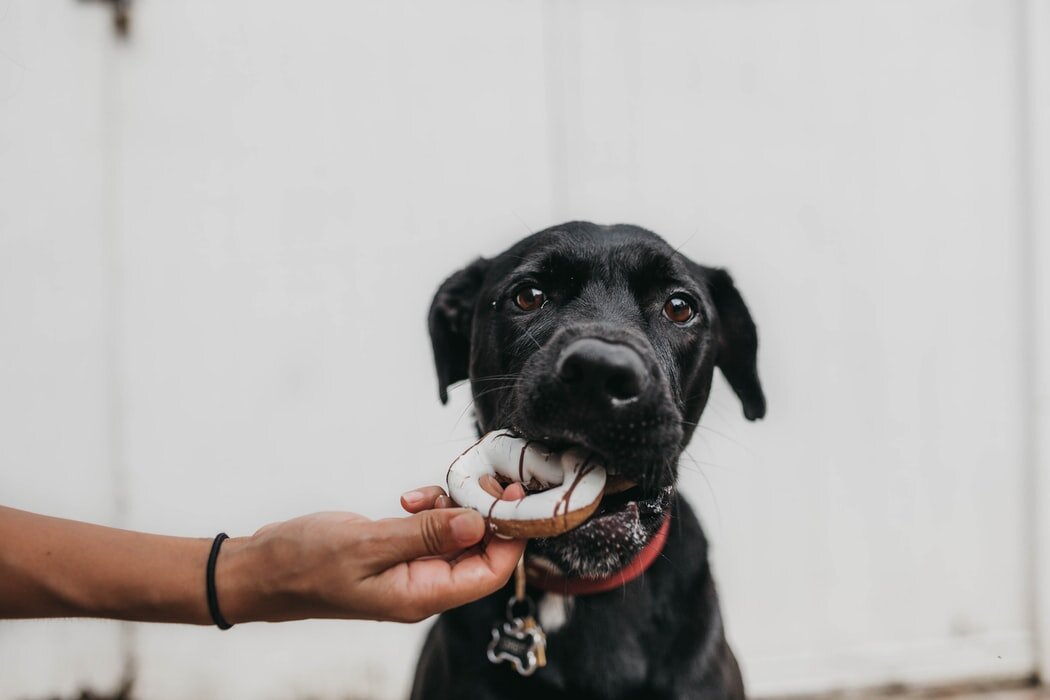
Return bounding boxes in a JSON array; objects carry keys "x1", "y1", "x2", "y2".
[
  {"x1": 529, "y1": 594, "x2": 651, "y2": 694},
  {"x1": 537, "y1": 592, "x2": 572, "y2": 632}
]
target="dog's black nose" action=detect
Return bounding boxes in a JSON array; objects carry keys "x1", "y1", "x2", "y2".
[{"x1": 556, "y1": 338, "x2": 649, "y2": 402}]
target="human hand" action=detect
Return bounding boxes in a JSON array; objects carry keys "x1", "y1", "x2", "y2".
[{"x1": 217, "y1": 481, "x2": 525, "y2": 623}]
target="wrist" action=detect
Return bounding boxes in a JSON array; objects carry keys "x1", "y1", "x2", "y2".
[{"x1": 214, "y1": 535, "x2": 267, "y2": 624}]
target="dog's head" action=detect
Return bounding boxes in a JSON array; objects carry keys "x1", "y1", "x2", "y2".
[{"x1": 429, "y1": 222, "x2": 765, "y2": 577}]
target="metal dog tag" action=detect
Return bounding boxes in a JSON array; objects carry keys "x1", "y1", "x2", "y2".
[
  {"x1": 522, "y1": 615, "x2": 547, "y2": 668},
  {"x1": 488, "y1": 555, "x2": 548, "y2": 676},
  {"x1": 487, "y1": 616, "x2": 546, "y2": 677}
]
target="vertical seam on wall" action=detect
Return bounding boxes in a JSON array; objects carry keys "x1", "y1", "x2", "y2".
[
  {"x1": 101, "y1": 30, "x2": 137, "y2": 689},
  {"x1": 1016, "y1": 0, "x2": 1042, "y2": 681},
  {"x1": 542, "y1": 0, "x2": 580, "y2": 220},
  {"x1": 622, "y1": 0, "x2": 641, "y2": 209},
  {"x1": 1021, "y1": 0, "x2": 1050, "y2": 681}
]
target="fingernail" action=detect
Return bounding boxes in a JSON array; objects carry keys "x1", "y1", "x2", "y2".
[
  {"x1": 401, "y1": 490, "x2": 423, "y2": 505},
  {"x1": 450, "y1": 511, "x2": 482, "y2": 544},
  {"x1": 436, "y1": 495, "x2": 452, "y2": 509}
]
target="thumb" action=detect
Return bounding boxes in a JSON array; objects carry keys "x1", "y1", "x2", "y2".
[{"x1": 365, "y1": 508, "x2": 487, "y2": 567}]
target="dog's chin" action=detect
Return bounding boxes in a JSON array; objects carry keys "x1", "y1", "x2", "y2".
[{"x1": 527, "y1": 482, "x2": 674, "y2": 579}]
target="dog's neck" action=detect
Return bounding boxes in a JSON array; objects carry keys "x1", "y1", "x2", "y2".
[{"x1": 524, "y1": 512, "x2": 672, "y2": 596}]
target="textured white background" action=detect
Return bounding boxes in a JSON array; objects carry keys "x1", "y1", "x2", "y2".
[{"x1": 1, "y1": 1, "x2": 1048, "y2": 698}]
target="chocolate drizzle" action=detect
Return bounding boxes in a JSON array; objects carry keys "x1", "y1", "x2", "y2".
[
  {"x1": 447, "y1": 431, "x2": 518, "y2": 532},
  {"x1": 517, "y1": 441, "x2": 532, "y2": 484},
  {"x1": 552, "y1": 453, "x2": 597, "y2": 527},
  {"x1": 445, "y1": 430, "x2": 518, "y2": 482},
  {"x1": 448, "y1": 432, "x2": 603, "y2": 536},
  {"x1": 446, "y1": 433, "x2": 489, "y2": 483},
  {"x1": 486, "y1": 496, "x2": 501, "y2": 532}
]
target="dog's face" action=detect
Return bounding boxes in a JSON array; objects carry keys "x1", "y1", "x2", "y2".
[{"x1": 429, "y1": 222, "x2": 765, "y2": 577}]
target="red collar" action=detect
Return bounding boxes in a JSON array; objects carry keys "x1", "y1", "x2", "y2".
[{"x1": 524, "y1": 514, "x2": 672, "y2": 596}]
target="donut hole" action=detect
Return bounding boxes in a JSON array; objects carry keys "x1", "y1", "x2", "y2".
[
  {"x1": 492, "y1": 474, "x2": 547, "y2": 493},
  {"x1": 479, "y1": 474, "x2": 544, "y2": 499},
  {"x1": 447, "y1": 432, "x2": 610, "y2": 538}
]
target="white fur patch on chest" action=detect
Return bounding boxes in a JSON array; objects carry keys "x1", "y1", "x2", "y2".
[{"x1": 537, "y1": 592, "x2": 573, "y2": 633}]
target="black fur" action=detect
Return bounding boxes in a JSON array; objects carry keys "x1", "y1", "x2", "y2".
[{"x1": 417, "y1": 222, "x2": 764, "y2": 699}]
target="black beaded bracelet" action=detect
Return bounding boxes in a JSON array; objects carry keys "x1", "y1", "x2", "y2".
[{"x1": 206, "y1": 532, "x2": 233, "y2": 630}]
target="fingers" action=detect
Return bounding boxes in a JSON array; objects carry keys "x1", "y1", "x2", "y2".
[
  {"x1": 383, "y1": 534, "x2": 526, "y2": 620},
  {"x1": 364, "y1": 508, "x2": 489, "y2": 568},
  {"x1": 502, "y1": 482, "x2": 526, "y2": 500},
  {"x1": 480, "y1": 476, "x2": 528, "y2": 501},
  {"x1": 366, "y1": 480, "x2": 529, "y2": 619},
  {"x1": 400, "y1": 478, "x2": 524, "y2": 514},
  {"x1": 479, "y1": 474, "x2": 503, "y2": 499},
  {"x1": 437, "y1": 527, "x2": 526, "y2": 607},
  {"x1": 388, "y1": 479, "x2": 527, "y2": 565},
  {"x1": 400, "y1": 486, "x2": 449, "y2": 514}
]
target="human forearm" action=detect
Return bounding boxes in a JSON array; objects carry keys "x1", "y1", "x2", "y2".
[
  {"x1": 0, "y1": 506, "x2": 213, "y2": 623},
  {"x1": 0, "y1": 486, "x2": 524, "y2": 625}
]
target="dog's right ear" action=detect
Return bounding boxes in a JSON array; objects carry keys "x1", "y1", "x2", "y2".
[{"x1": 428, "y1": 257, "x2": 490, "y2": 404}]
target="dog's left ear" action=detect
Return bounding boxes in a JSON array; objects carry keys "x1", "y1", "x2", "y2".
[
  {"x1": 428, "y1": 257, "x2": 490, "y2": 404},
  {"x1": 697, "y1": 265, "x2": 767, "y2": 421}
]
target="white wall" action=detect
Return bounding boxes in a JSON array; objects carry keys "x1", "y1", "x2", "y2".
[
  {"x1": 0, "y1": 2, "x2": 127, "y2": 696},
  {"x1": 0, "y1": 1, "x2": 1044, "y2": 698},
  {"x1": 1027, "y1": 0, "x2": 1050, "y2": 682}
]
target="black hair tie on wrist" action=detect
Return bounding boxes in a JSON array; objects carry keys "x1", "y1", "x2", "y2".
[{"x1": 206, "y1": 532, "x2": 234, "y2": 630}]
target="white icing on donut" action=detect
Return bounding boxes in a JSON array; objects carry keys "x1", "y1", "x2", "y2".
[{"x1": 446, "y1": 432, "x2": 607, "y2": 524}]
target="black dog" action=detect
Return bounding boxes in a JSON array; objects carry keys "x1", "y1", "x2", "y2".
[{"x1": 414, "y1": 222, "x2": 765, "y2": 699}]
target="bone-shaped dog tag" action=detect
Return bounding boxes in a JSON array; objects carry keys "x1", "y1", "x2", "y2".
[
  {"x1": 488, "y1": 559, "x2": 548, "y2": 676},
  {"x1": 487, "y1": 617, "x2": 546, "y2": 677},
  {"x1": 522, "y1": 615, "x2": 547, "y2": 668}
]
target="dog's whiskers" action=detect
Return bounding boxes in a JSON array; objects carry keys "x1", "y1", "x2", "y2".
[
  {"x1": 679, "y1": 418, "x2": 751, "y2": 452},
  {"x1": 680, "y1": 449, "x2": 724, "y2": 534},
  {"x1": 471, "y1": 383, "x2": 521, "y2": 401},
  {"x1": 667, "y1": 232, "x2": 697, "y2": 262},
  {"x1": 471, "y1": 372, "x2": 522, "y2": 382},
  {"x1": 510, "y1": 212, "x2": 535, "y2": 237},
  {"x1": 522, "y1": 327, "x2": 542, "y2": 350},
  {"x1": 449, "y1": 379, "x2": 523, "y2": 433}
]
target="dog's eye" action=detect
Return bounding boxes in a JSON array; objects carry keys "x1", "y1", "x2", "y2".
[
  {"x1": 514, "y1": 287, "x2": 546, "y2": 312},
  {"x1": 663, "y1": 295, "x2": 695, "y2": 325}
]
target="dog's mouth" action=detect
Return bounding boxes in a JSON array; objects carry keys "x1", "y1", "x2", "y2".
[
  {"x1": 603, "y1": 472, "x2": 638, "y2": 495},
  {"x1": 505, "y1": 435, "x2": 674, "y2": 528},
  {"x1": 527, "y1": 473, "x2": 674, "y2": 579},
  {"x1": 578, "y1": 471, "x2": 672, "y2": 535},
  {"x1": 586, "y1": 466, "x2": 651, "y2": 524},
  {"x1": 492, "y1": 458, "x2": 651, "y2": 521},
  {"x1": 495, "y1": 433, "x2": 675, "y2": 577}
]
